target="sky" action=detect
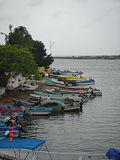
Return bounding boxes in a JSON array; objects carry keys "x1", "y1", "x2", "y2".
[{"x1": 0, "y1": 0, "x2": 120, "y2": 56}]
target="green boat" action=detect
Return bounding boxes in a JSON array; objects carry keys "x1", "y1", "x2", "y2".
[
  {"x1": 34, "y1": 91, "x2": 82, "y2": 102},
  {"x1": 33, "y1": 99, "x2": 64, "y2": 115}
]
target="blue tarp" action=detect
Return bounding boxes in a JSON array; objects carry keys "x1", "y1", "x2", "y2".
[
  {"x1": 106, "y1": 148, "x2": 120, "y2": 160},
  {"x1": 0, "y1": 138, "x2": 45, "y2": 150}
]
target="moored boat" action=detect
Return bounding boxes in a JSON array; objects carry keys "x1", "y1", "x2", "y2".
[
  {"x1": 44, "y1": 77, "x2": 64, "y2": 86},
  {"x1": 45, "y1": 77, "x2": 95, "y2": 86},
  {"x1": 26, "y1": 108, "x2": 52, "y2": 116},
  {"x1": 52, "y1": 83, "x2": 89, "y2": 90},
  {"x1": 34, "y1": 91, "x2": 82, "y2": 102},
  {"x1": 63, "y1": 102, "x2": 80, "y2": 112},
  {"x1": 58, "y1": 75, "x2": 87, "y2": 81},
  {"x1": 70, "y1": 79, "x2": 95, "y2": 86},
  {"x1": 52, "y1": 88, "x2": 102, "y2": 96}
]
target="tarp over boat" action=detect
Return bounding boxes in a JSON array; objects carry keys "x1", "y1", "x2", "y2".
[{"x1": 0, "y1": 137, "x2": 45, "y2": 150}]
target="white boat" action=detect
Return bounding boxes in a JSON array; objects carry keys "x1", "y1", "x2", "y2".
[
  {"x1": 45, "y1": 88, "x2": 102, "y2": 96},
  {"x1": 63, "y1": 102, "x2": 80, "y2": 112},
  {"x1": 34, "y1": 91, "x2": 82, "y2": 102}
]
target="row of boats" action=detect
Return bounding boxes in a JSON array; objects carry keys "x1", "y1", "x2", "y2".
[
  {"x1": 0, "y1": 71, "x2": 102, "y2": 115},
  {"x1": 0, "y1": 69, "x2": 102, "y2": 138},
  {"x1": 1, "y1": 69, "x2": 117, "y2": 160}
]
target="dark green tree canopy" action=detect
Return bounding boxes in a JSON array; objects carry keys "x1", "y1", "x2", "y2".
[
  {"x1": 2, "y1": 25, "x2": 54, "y2": 67},
  {"x1": 6, "y1": 25, "x2": 54, "y2": 68},
  {"x1": 31, "y1": 40, "x2": 54, "y2": 68},
  {"x1": 0, "y1": 45, "x2": 39, "y2": 87},
  {"x1": 7, "y1": 26, "x2": 33, "y2": 49}
]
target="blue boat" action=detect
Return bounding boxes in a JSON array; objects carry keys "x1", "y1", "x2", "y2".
[
  {"x1": 13, "y1": 99, "x2": 36, "y2": 107},
  {"x1": 0, "y1": 104, "x2": 23, "y2": 116},
  {"x1": 27, "y1": 107, "x2": 52, "y2": 116},
  {"x1": 0, "y1": 122, "x2": 19, "y2": 138},
  {"x1": 0, "y1": 120, "x2": 18, "y2": 133},
  {"x1": 70, "y1": 79, "x2": 95, "y2": 86},
  {"x1": 0, "y1": 126, "x2": 18, "y2": 133},
  {"x1": 0, "y1": 103, "x2": 52, "y2": 116}
]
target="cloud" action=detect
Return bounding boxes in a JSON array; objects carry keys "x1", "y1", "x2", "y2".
[
  {"x1": 109, "y1": 2, "x2": 120, "y2": 14},
  {"x1": 0, "y1": 1, "x2": 3, "y2": 8},
  {"x1": 74, "y1": 0, "x2": 88, "y2": 3},
  {"x1": 53, "y1": 11, "x2": 70, "y2": 19},
  {"x1": 0, "y1": 0, "x2": 120, "y2": 55},
  {"x1": 27, "y1": 0, "x2": 44, "y2": 7},
  {"x1": 114, "y1": 0, "x2": 120, "y2": 3}
]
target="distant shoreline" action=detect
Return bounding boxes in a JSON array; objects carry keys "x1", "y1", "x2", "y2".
[{"x1": 53, "y1": 55, "x2": 120, "y2": 60}]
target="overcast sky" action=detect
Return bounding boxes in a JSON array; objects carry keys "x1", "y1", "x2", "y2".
[{"x1": 0, "y1": 0, "x2": 120, "y2": 56}]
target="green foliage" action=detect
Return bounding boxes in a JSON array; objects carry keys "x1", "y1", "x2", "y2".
[
  {"x1": 7, "y1": 26, "x2": 33, "y2": 49},
  {"x1": 0, "y1": 45, "x2": 39, "y2": 87},
  {"x1": 4, "y1": 25, "x2": 54, "y2": 68},
  {"x1": 31, "y1": 40, "x2": 54, "y2": 68}
]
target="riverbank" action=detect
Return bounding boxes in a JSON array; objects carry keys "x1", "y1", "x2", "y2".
[
  {"x1": 0, "y1": 80, "x2": 49, "y2": 105},
  {"x1": 54, "y1": 55, "x2": 120, "y2": 60}
]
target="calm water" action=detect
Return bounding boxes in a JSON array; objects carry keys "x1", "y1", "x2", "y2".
[{"x1": 27, "y1": 59, "x2": 120, "y2": 155}]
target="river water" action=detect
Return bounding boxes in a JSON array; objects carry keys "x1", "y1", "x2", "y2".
[{"x1": 27, "y1": 59, "x2": 120, "y2": 155}]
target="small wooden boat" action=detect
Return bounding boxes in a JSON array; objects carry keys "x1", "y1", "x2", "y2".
[
  {"x1": 52, "y1": 83, "x2": 89, "y2": 90},
  {"x1": 34, "y1": 91, "x2": 82, "y2": 102},
  {"x1": 33, "y1": 100, "x2": 64, "y2": 115},
  {"x1": 63, "y1": 106, "x2": 80, "y2": 112},
  {"x1": 93, "y1": 90, "x2": 102, "y2": 96},
  {"x1": 27, "y1": 108, "x2": 52, "y2": 116},
  {"x1": 70, "y1": 79, "x2": 95, "y2": 86},
  {"x1": 45, "y1": 88, "x2": 88, "y2": 94},
  {"x1": 44, "y1": 77, "x2": 64, "y2": 86},
  {"x1": 63, "y1": 102, "x2": 80, "y2": 112},
  {"x1": 40, "y1": 99, "x2": 64, "y2": 107},
  {"x1": 44, "y1": 89, "x2": 56, "y2": 94},
  {"x1": 45, "y1": 77, "x2": 94, "y2": 86},
  {"x1": 58, "y1": 75, "x2": 87, "y2": 81},
  {"x1": 0, "y1": 126, "x2": 18, "y2": 133},
  {"x1": 0, "y1": 106, "x2": 19, "y2": 115},
  {"x1": 30, "y1": 94, "x2": 44, "y2": 102},
  {"x1": 13, "y1": 99, "x2": 36, "y2": 107},
  {"x1": 52, "y1": 88, "x2": 102, "y2": 96}
]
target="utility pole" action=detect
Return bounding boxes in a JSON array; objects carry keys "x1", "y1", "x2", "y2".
[{"x1": 50, "y1": 40, "x2": 55, "y2": 55}]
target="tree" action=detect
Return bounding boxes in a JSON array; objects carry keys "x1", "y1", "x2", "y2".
[
  {"x1": 5, "y1": 25, "x2": 54, "y2": 68},
  {"x1": 0, "y1": 45, "x2": 39, "y2": 87},
  {"x1": 7, "y1": 26, "x2": 33, "y2": 49},
  {"x1": 31, "y1": 40, "x2": 54, "y2": 68}
]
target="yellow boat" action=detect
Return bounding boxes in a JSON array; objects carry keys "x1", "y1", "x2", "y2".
[{"x1": 58, "y1": 75, "x2": 87, "y2": 81}]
